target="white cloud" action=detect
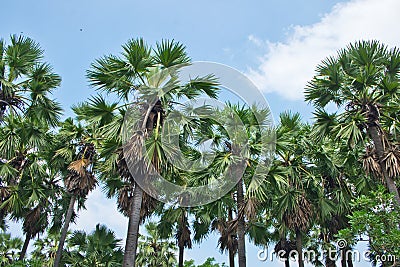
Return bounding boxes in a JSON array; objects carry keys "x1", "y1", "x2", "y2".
[
  {"x1": 248, "y1": 34, "x2": 264, "y2": 48},
  {"x1": 247, "y1": 0, "x2": 400, "y2": 100}
]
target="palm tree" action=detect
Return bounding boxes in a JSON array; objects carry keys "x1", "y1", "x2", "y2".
[
  {"x1": 307, "y1": 135, "x2": 366, "y2": 267},
  {"x1": 0, "y1": 113, "x2": 63, "y2": 261},
  {"x1": 193, "y1": 104, "x2": 273, "y2": 267},
  {"x1": 18, "y1": 206, "x2": 46, "y2": 261},
  {"x1": 63, "y1": 224, "x2": 123, "y2": 266},
  {"x1": 191, "y1": 193, "x2": 239, "y2": 267},
  {"x1": 16, "y1": 155, "x2": 61, "y2": 261},
  {"x1": 16, "y1": 166, "x2": 63, "y2": 263},
  {"x1": 305, "y1": 40, "x2": 400, "y2": 205},
  {"x1": 0, "y1": 35, "x2": 62, "y2": 125},
  {"x1": 53, "y1": 119, "x2": 97, "y2": 267},
  {"x1": 211, "y1": 209, "x2": 237, "y2": 267},
  {"x1": 0, "y1": 115, "x2": 61, "y2": 232},
  {"x1": 158, "y1": 206, "x2": 192, "y2": 267},
  {"x1": 0, "y1": 35, "x2": 62, "y2": 238},
  {"x1": 72, "y1": 94, "x2": 162, "y2": 266},
  {"x1": 136, "y1": 222, "x2": 177, "y2": 267},
  {"x1": 272, "y1": 112, "x2": 320, "y2": 267},
  {"x1": 85, "y1": 38, "x2": 219, "y2": 267}
]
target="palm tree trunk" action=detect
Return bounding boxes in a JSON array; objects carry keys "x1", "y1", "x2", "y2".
[
  {"x1": 237, "y1": 178, "x2": 246, "y2": 267},
  {"x1": 347, "y1": 255, "x2": 353, "y2": 267},
  {"x1": 54, "y1": 194, "x2": 76, "y2": 267},
  {"x1": 122, "y1": 100, "x2": 159, "y2": 267},
  {"x1": 229, "y1": 248, "x2": 235, "y2": 267},
  {"x1": 295, "y1": 229, "x2": 304, "y2": 267},
  {"x1": 282, "y1": 238, "x2": 290, "y2": 267},
  {"x1": 340, "y1": 249, "x2": 347, "y2": 267},
  {"x1": 368, "y1": 125, "x2": 400, "y2": 205},
  {"x1": 346, "y1": 254, "x2": 354, "y2": 267},
  {"x1": 123, "y1": 184, "x2": 143, "y2": 267},
  {"x1": 178, "y1": 245, "x2": 185, "y2": 267},
  {"x1": 341, "y1": 247, "x2": 353, "y2": 267},
  {"x1": 285, "y1": 258, "x2": 290, "y2": 267},
  {"x1": 326, "y1": 254, "x2": 336, "y2": 267},
  {"x1": 227, "y1": 208, "x2": 235, "y2": 267},
  {"x1": 19, "y1": 231, "x2": 31, "y2": 261}
]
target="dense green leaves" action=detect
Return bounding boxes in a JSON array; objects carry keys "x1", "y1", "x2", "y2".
[
  {"x1": 1, "y1": 36, "x2": 399, "y2": 267},
  {"x1": 64, "y1": 224, "x2": 123, "y2": 267},
  {"x1": 338, "y1": 187, "x2": 400, "y2": 264}
]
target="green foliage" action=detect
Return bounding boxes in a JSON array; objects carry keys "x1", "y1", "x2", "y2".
[
  {"x1": 338, "y1": 187, "x2": 400, "y2": 260},
  {"x1": 183, "y1": 257, "x2": 227, "y2": 267},
  {"x1": 63, "y1": 224, "x2": 123, "y2": 267},
  {"x1": 136, "y1": 222, "x2": 177, "y2": 267},
  {"x1": 2, "y1": 36, "x2": 400, "y2": 267},
  {"x1": 0, "y1": 233, "x2": 22, "y2": 266},
  {"x1": 0, "y1": 35, "x2": 62, "y2": 126}
]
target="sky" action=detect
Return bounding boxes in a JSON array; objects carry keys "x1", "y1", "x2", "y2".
[{"x1": 2, "y1": 0, "x2": 400, "y2": 266}]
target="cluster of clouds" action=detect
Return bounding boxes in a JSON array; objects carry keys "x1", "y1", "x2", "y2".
[{"x1": 247, "y1": 0, "x2": 400, "y2": 100}]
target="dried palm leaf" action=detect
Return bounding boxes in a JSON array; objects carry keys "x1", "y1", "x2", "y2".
[
  {"x1": 382, "y1": 145, "x2": 400, "y2": 179},
  {"x1": 362, "y1": 150, "x2": 382, "y2": 179},
  {"x1": 64, "y1": 170, "x2": 97, "y2": 197},
  {"x1": 67, "y1": 159, "x2": 90, "y2": 177},
  {"x1": 243, "y1": 197, "x2": 259, "y2": 221},
  {"x1": 117, "y1": 184, "x2": 133, "y2": 217},
  {"x1": 283, "y1": 194, "x2": 313, "y2": 232}
]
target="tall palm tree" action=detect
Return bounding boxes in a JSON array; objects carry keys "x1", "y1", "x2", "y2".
[
  {"x1": 307, "y1": 135, "x2": 366, "y2": 267},
  {"x1": 73, "y1": 94, "x2": 162, "y2": 266},
  {"x1": 195, "y1": 104, "x2": 273, "y2": 267},
  {"x1": 305, "y1": 40, "x2": 400, "y2": 205},
  {"x1": 85, "y1": 38, "x2": 219, "y2": 267},
  {"x1": 0, "y1": 113, "x2": 63, "y2": 259},
  {"x1": 53, "y1": 119, "x2": 97, "y2": 267},
  {"x1": 0, "y1": 111, "x2": 61, "y2": 231},
  {"x1": 0, "y1": 35, "x2": 62, "y2": 235},
  {"x1": 272, "y1": 112, "x2": 320, "y2": 267}
]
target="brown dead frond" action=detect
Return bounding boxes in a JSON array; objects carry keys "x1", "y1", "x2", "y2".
[
  {"x1": 283, "y1": 194, "x2": 313, "y2": 232},
  {"x1": 362, "y1": 146, "x2": 382, "y2": 179},
  {"x1": 117, "y1": 184, "x2": 134, "y2": 217},
  {"x1": 65, "y1": 170, "x2": 97, "y2": 197},
  {"x1": 382, "y1": 145, "x2": 400, "y2": 179},
  {"x1": 67, "y1": 159, "x2": 90, "y2": 177}
]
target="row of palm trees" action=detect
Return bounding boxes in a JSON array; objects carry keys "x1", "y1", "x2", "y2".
[{"x1": 0, "y1": 35, "x2": 399, "y2": 267}]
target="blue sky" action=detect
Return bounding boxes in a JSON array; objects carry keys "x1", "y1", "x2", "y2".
[
  {"x1": 2, "y1": 0, "x2": 345, "y2": 120},
  {"x1": 3, "y1": 0, "x2": 400, "y2": 265}
]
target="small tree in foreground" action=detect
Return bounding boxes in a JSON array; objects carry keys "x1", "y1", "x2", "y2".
[{"x1": 338, "y1": 187, "x2": 400, "y2": 266}]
